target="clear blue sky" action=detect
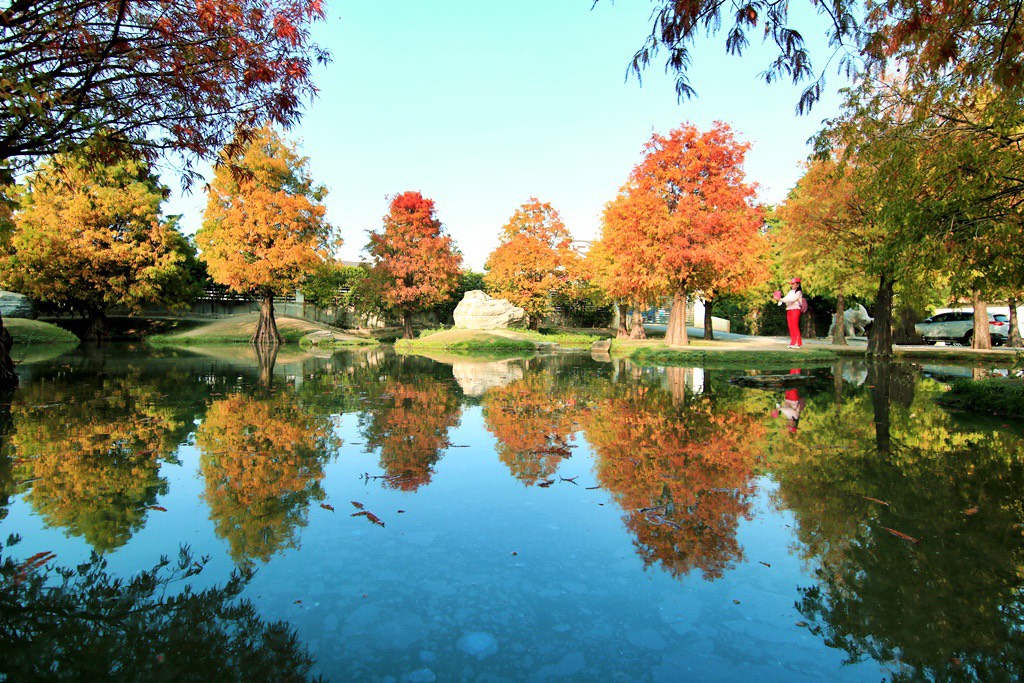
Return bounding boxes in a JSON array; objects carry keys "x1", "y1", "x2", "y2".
[{"x1": 165, "y1": 1, "x2": 846, "y2": 270}]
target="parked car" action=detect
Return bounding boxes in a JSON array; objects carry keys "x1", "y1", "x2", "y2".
[{"x1": 914, "y1": 311, "x2": 1010, "y2": 346}]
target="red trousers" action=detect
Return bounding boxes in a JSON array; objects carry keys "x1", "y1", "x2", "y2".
[{"x1": 787, "y1": 309, "x2": 802, "y2": 347}]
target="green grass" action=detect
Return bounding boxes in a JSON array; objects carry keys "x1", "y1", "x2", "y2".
[
  {"x1": 518, "y1": 329, "x2": 608, "y2": 348},
  {"x1": 395, "y1": 334, "x2": 536, "y2": 355},
  {"x1": 44, "y1": 316, "x2": 207, "y2": 341},
  {"x1": 6, "y1": 318, "x2": 80, "y2": 345},
  {"x1": 936, "y1": 378, "x2": 1024, "y2": 417},
  {"x1": 630, "y1": 346, "x2": 839, "y2": 368},
  {"x1": 148, "y1": 326, "x2": 311, "y2": 345},
  {"x1": 297, "y1": 335, "x2": 378, "y2": 349}
]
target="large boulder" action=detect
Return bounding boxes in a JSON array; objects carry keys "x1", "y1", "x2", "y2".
[
  {"x1": 453, "y1": 290, "x2": 527, "y2": 330},
  {"x1": 0, "y1": 290, "x2": 35, "y2": 319}
]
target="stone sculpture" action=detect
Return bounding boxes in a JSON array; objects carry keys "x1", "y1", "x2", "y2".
[{"x1": 828, "y1": 303, "x2": 873, "y2": 338}]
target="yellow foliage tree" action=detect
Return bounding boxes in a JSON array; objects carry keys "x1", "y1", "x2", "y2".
[
  {"x1": 0, "y1": 149, "x2": 196, "y2": 340},
  {"x1": 197, "y1": 126, "x2": 339, "y2": 345},
  {"x1": 197, "y1": 392, "x2": 340, "y2": 566},
  {"x1": 484, "y1": 199, "x2": 579, "y2": 329}
]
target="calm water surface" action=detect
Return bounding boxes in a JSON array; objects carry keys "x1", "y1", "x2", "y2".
[{"x1": 2, "y1": 346, "x2": 1023, "y2": 681}]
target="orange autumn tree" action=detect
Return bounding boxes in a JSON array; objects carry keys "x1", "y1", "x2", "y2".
[
  {"x1": 481, "y1": 371, "x2": 582, "y2": 486},
  {"x1": 197, "y1": 125, "x2": 338, "y2": 346},
  {"x1": 587, "y1": 216, "x2": 665, "y2": 339},
  {"x1": 365, "y1": 192, "x2": 462, "y2": 339},
  {"x1": 197, "y1": 391, "x2": 339, "y2": 566},
  {"x1": 595, "y1": 122, "x2": 763, "y2": 346},
  {"x1": 484, "y1": 199, "x2": 579, "y2": 330},
  {"x1": 358, "y1": 373, "x2": 462, "y2": 491},
  {"x1": 583, "y1": 376, "x2": 763, "y2": 580}
]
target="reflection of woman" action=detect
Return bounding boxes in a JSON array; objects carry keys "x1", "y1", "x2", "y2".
[
  {"x1": 771, "y1": 386, "x2": 805, "y2": 434},
  {"x1": 775, "y1": 278, "x2": 805, "y2": 348}
]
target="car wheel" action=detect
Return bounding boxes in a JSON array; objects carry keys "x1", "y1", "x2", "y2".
[
  {"x1": 963, "y1": 331, "x2": 974, "y2": 347},
  {"x1": 923, "y1": 339, "x2": 936, "y2": 345}
]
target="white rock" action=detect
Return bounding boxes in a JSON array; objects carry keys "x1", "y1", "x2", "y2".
[{"x1": 453, "y1": 290, "x2": 527, "y2": 330}]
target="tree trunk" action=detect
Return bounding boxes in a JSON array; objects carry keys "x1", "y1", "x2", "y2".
[
  {"x1": 703, "y1": 297, "x2": 714, "y2": 340},
  {"x1": 831, "y1": 290, "x2": 847, "y2": 346},
  {"x1": 867, "y1": 273, "x2": 894, "y2": 357},
  {"x1": 615, "y1": 303, "x2": 629, "y2": 339},
  {"x1": 628, "y1": 309, "x2": 646, "y2": 339},
  {"x1": 83, "y1": 310, "x2": 108, "y2": 343},
  {"x1": 971, "y1": 288, "x2": 991, "y2": 349},
  {"x1": 251, "y1": 294, "x2": 283, "y2": 346},
  {"x1": 528, "y1": 315, "x2": 540, "y2": 331},
  {"x1": 868, "y1": 361, "x2": 892, "y2": 456},
  {"x1": 1009, "y1": 297, "x2": 1022, "y2": 347},
  {"x1": 402, "y1": 311, "x2": 415, "y2": 339},
  {"x1": 0, "y1": 315, "x2": 17, "y2": 390},
  {"x1": 666, "y1": 366, "x2": 686, "y2": 406},
  {"x1": 254, "y1": 342, "x2": 278, "y2": 388},
  {"x1": 665, "y1": 291, "x2": 689, "y2": 346}
]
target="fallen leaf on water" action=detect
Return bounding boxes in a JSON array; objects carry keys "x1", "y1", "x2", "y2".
[
  {"x1": 320, "y1": 504, "x2": 335, "y2": 512},
  {"x1": 883, "y1": 527, "x2": 919, "y2": 544},
  {"x1": 585, "y1": 486, "x2": 600, "y2": 490},
  {"x1": 862, "y1": 496, "x2": 890, "y2": 507},
  {"x1": 397, "y1": 510, "x2": 405, "y2": 514},
  {"x1": 733, "y1": 600, "x2": 741, "y2": 605},
  {"x1": 963, "y1": 507, "x2": 979, "y2": 516},
  {"x1": 537, "y1": 479, "x2": 554, "y2": 488},
  {"x1": 759, "y1": 561, "x2": 771, "y2": 568},
  {"x1": 795, "y1": 621, "x2": 808, "y2": 628},
  {"x1": 350, "y1": 501, "x2": 365, "y2": 510},
  {"x1": 950, "y1": 657, "x2": 962, "y2": 667},
  {"x1": 147, "y1": 505, "x2": 167, "y2": 512},
  {"x1": 294, "y1": 600, "x2": 302, "y2": 604},
  {"x1": 511, "y1": 551, "x2": 518, "y2": 556},
  {"x1": 351, "y1": 510, "x2": 385, "y2": 527}
]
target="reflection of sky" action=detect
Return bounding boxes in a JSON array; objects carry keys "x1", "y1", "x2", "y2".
[{"x1": 162, "y1": 2, "x2": 847, "y2": 269}]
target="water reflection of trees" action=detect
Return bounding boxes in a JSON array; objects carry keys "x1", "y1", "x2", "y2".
[
  {"x1": 357, "y1": 358, "x2": 462, "y2": 491},
  {"x1": 4, "y1": 366, "x2": 208, "y2": 552},
  {"x1": 584, "y1": 368, "x2": 765, "y2": 580},
  {"x1": 0, "y1": 537, "x2": 319, "y2": 681},
  {"x1": 197, "y1": 391, "x2": 340, "y2": 566},
  {"x1": 775, "y1": 362, "x2": 1024, "y2": 681},
  {"x1": 482, "y1": 370, "x2": 582, "y2": 485}
]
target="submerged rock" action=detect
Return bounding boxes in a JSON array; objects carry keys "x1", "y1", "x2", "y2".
[{"x1": 456, "y1": 631, "x2": 498, "y2": 660}]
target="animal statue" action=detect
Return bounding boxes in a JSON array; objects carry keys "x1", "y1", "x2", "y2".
[{"x1": 827, "y1": 303, "x2": 873, "y2": 338}]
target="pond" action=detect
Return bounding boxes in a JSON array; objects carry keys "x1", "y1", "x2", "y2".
[{"x1": 2, "y1": 346, "x2": 1023, "y2": 681}]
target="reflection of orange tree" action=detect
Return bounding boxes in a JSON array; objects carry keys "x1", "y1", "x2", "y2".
[
  {"x1": 8, "y1": 378, "x2": 186, "y2": 552},
  {"x1": 584, "y1": 383, "x2": 764, "y2": 580},
  {"x1": 482, "y1": 372, "x2": 581, "y2": 485},
  {"x1": 197, "y1": 393, "x2": 339, "y2": 566},
  {"x1": 359, "y1": 376, "x2": 461, "y2": 491},
  {"x1": 774, "y1": 378, "x2": 1024, "y2": 681}
]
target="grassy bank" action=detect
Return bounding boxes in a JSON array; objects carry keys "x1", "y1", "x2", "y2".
[
  {"x1": 629, "y1": 345, "x2": 839, "y2": 368},
  {"x1": 396, "y1": 329, "x2": 538, "y2": 356},
  {"x1": 936, "y1": 378, "x2": 1024, "y2": 418},
  {"x1": 7, "y1": 318, "x2": 80, "y2": 345},
  {"x1": 147, "y1": 314, "x2": 374, "y2": 347}
]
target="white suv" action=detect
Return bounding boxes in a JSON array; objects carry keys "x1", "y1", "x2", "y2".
[{"x1": 915, "y1": 311, "x2": 1010, "y2": 346}]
